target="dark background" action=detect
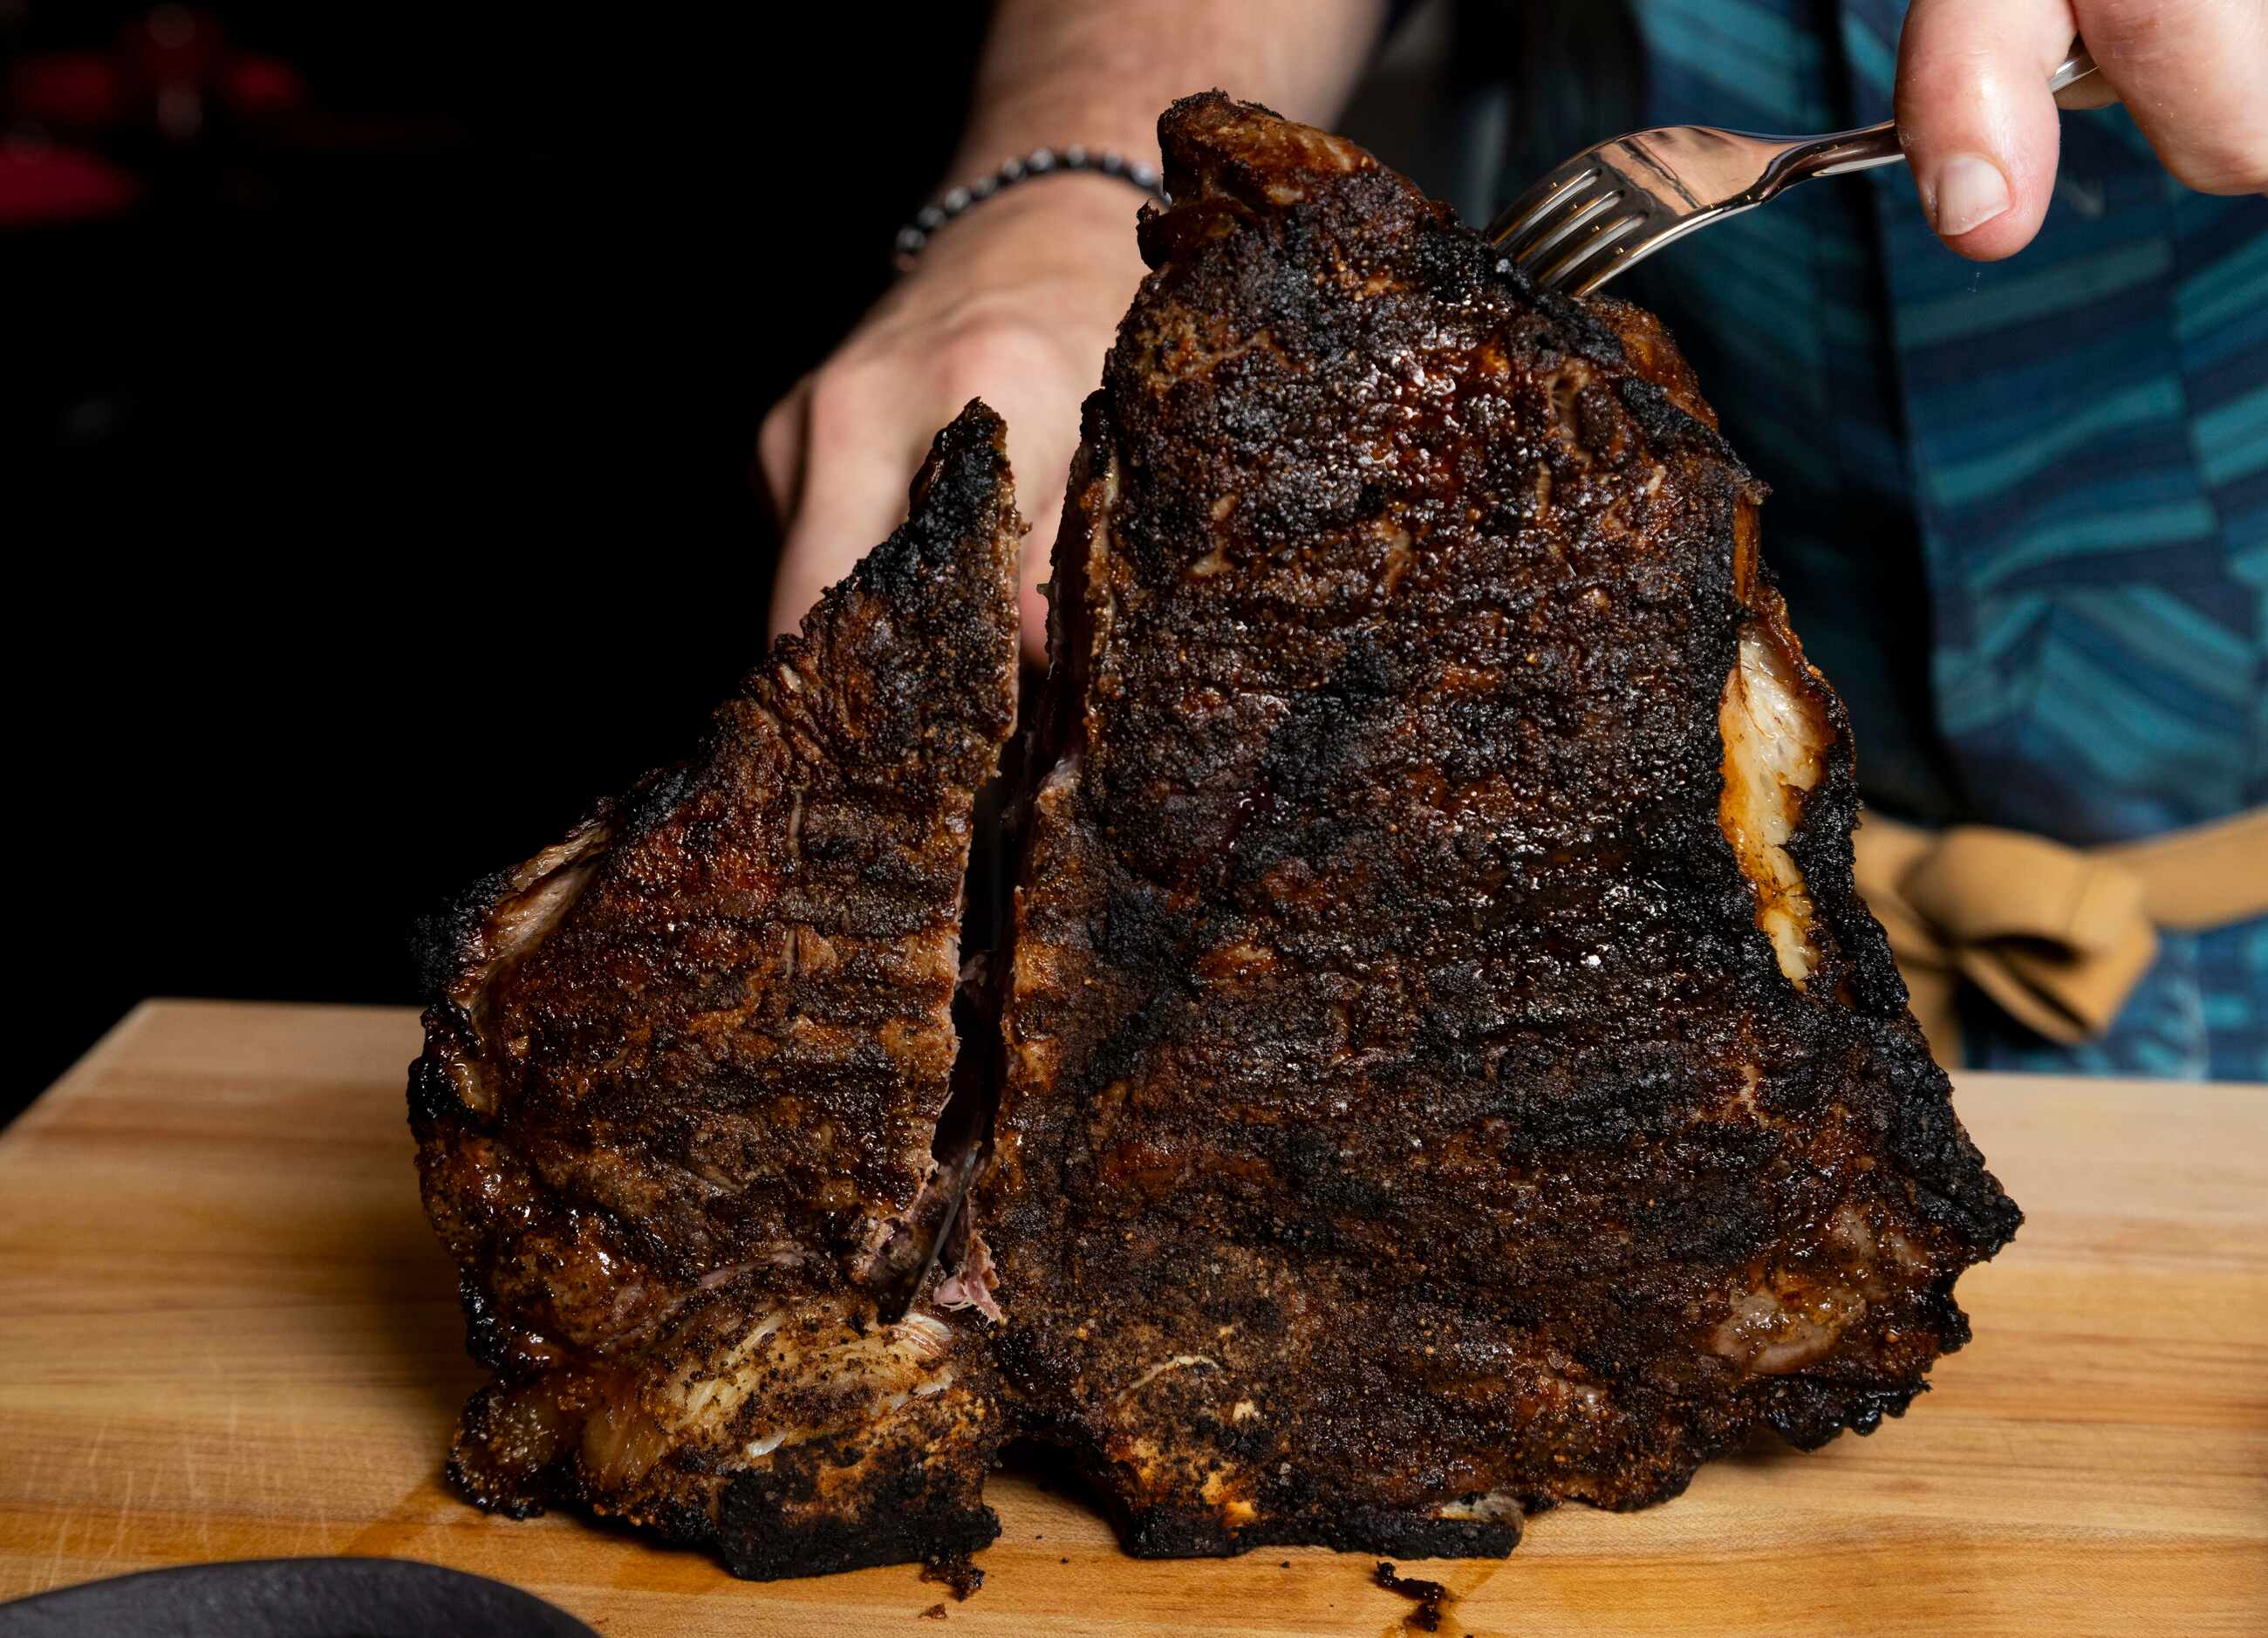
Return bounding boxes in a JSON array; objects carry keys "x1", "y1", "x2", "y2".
[
  {"x1": 8, "y1": 2, "x2": 1496, "y2": 1120},
  {"x1": 10, "y1": 3, "x2": 987, "y2": 1111}
]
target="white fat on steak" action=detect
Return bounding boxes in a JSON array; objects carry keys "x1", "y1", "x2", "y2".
[{"x1": 1717, "y1": 624, "x2": 1827, "y2": 986}]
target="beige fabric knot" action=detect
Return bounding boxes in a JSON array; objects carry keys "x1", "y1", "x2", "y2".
[{"x1": 1852, "y1": 808, "x2": 2268, "y2": 1065}]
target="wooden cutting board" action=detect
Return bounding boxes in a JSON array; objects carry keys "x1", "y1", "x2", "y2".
[{"x1": 1, "y1": 1001, "x2": 2262, "y2": 1635}]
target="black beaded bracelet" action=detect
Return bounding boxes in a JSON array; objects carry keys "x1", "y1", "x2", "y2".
[{"x1": 893, "y1": 146, "x2": 1168, "y2": 270}]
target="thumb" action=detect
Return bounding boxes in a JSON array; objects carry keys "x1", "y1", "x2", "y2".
[{"x1": 1896, "y1": 0, "x2": 2077, "y2": 260}]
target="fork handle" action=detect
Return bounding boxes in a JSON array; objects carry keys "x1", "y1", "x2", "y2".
[
  {"x1": 1782, "y1": 123, "x2": 1906, "y2": 181},
  {"x1": 1780, "y1": 45, "x2": 2101, "y2": 183}
]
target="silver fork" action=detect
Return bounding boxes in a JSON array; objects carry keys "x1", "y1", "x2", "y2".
[{"x1": 1488, "y1": 47, "x2": 2101, "y2": 296}]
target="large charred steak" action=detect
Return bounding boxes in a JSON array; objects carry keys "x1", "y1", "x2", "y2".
[
  {"x1": 409, "y1": 98, "x2": 2018, "y2": 1580},
  {"x1": 979, "y1": 92, "x2": 2018, "y2": 1559},
  {"x1": 410, "y1": 402, "x2": 1021, "y2": 1579}
]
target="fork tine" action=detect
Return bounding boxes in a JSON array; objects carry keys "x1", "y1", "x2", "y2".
[
  {"x1": 1493, "y1": 85, "x2": 1933, "y2": 295},
  {"x1": 1561, "y1": 226, "x2": 1659, "y2": 297},
  {"x1": 1533, "y1": 211, "x2": 1648, "y2": 293},
  {"x1": 1488, "y1": 161, "x2": 1608, "y2": 256},
  {"x1": 1511, "y1": 188, "x2": 1627, "y2": 273}
]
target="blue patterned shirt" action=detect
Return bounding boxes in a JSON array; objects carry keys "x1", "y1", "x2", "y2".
[{"x1": 1503, "y1": 0, "x2": 2266, "y2": 1076}]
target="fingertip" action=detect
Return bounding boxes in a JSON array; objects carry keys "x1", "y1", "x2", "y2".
[
  {"x1": 1932, "y1": 154, "x2": 2041, "y2": 259},
  {"x1": 1895, "y1": 0, "x2": 2066, "y2": 259},
  {"x1": 1916, "y1": 133, "x2": 2060, "y2": 259},
  {"x1": 1936, "y1": 222, "x2": 2032, "y2": 262}
]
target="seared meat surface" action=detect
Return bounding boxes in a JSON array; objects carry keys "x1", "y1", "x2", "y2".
[
  {"x1": 411, "y1": 402, "x2": 1021, "y2": 1579},
  {"x1": 980, "y1": 95, "x2": 2019, "y2": 1558},
  {"x1": 411, "y1": 98, "x2": 2019, "y2": 1582}
]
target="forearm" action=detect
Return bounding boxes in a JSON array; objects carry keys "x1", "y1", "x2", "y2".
[{"x1": 950, "y1": 0, "x2": 1388, "y2": 181}]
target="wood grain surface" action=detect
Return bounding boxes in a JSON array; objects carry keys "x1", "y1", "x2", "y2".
[{"x1": 1, "y1": 1001, "x2": 2262, "y2": 1635}]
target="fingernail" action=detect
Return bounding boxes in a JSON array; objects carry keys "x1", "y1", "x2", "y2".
[{"x1": 1932, "y1": 154, "x2": 2012, "y2": 237}]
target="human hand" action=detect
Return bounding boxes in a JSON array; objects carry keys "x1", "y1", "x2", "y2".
[
  {"x1": 759, "y1": 177, "x2": 1151, "y2": 662},
  {"x1": 1896, "y1": 0, "x2": 2268, "y2": 259}
]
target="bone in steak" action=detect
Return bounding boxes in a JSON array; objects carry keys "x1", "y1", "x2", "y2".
[
  {"x1": 409, "y1": 97, "x2": 2021, "y2": 1582},
  {"x1": 978, "y1": 93, "x2": 2019, "y2": 1558},
  {"x1": 410, "y1": 401, "x2": 1020, "y2": 1579}
]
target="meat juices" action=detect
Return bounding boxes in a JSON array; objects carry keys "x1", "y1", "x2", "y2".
[{"x1": 409, "y1": 96, "x2": 2018, "y2": 1582}]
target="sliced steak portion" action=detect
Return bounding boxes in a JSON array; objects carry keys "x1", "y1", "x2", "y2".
[
  {"x1": 411, "y1": 401, "x2": 1021, "y2": 1579},
  {"x1": 982, "y1": 95, "x2": 2019, "y2": 1560}
]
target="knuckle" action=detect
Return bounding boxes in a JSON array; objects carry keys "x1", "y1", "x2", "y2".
[
  {"x1": 930, "y1": 316, "x2": 1058, "y2": 384},
  {"x1": 1890, "y1": 54, "x2": 1971, "y2": 134},
  {"x1": 803, "y1": 366, "x2": 888, "y2": 447}
]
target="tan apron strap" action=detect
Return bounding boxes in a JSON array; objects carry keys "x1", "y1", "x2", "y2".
[
  {"x1": 2098, "y1": 807, "x2": 2268, "y2": 930},
  {"x1": 1851, "y1": 814, "x2": 1971, "y2": 1063},
  {"x1": 1850, "y1": 806, "x2": 2267, "y2": 1066}
]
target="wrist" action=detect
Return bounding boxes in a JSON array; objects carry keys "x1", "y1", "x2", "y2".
[
  {"x1": 903, "y1": 168, "x2": 1154, "y2": 286},
  {"x1": 899, "y1": 146, "x2": 1163, "y2": 270},
  {"x1": 949, "y1": 91, "x2": 1164, "y2": 192}
]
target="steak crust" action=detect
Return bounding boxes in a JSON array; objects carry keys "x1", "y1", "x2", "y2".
[
  {"x1": 411, "y1": 97, "x2": 2023, "y2": 1581},
  {"x1": 980, "y1": 94, "x2": 2019, "y2": 1559},
  {"x1": 411, "y1": 401, "x2": 1021, "y2": 1579}
]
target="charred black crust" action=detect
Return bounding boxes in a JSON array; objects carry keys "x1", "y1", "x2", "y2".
[
  {"x1": 1779, "y1": 678, "x2": 2021, "y2": 1259},
  {"x1": 1762, "y1": 1379, "x2": 1923, "y2": 1450},
  {"x1": 407, "y1": 399, "x2": 1018, "y2": 1021},
  {"x1": 453, "y1": 1272, "x2": 514, "y2": 1373},
  {"x1": 407, "y1": 866, "x2": 514, "y2": 1005},
  {"x1": 718, "y1": 1448, "x2": 1001, "y2": 1582},
  {"x1": 1117, "y1": 1502, "x2": 1519, "y2": 1562},
  {"x1": 1888, "y1": 1074, "x2": 2025, "y2": 1254},
  {"x1": 1610, "y1": 372, "x2": 1756, "y2": 488},
  {"x1": 405, "y1": 1030, "x2": 466, "y2": 1129},
  {"x1": 836, "y1": 399, "x2": 1014, "y2": 618},
  {"x1": 407, "y1": 401, "x2": 1021, "y2": 1583},
  {"x1": 410, "y1": 94, "x2": 2023, "y2": 1584},
  {"x1": 443, "y1": 1382, "x2": 556, "y2": 1519},
  {"x1": 986, "y1": 92, "x2": 2019, "y2": 1563}
]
